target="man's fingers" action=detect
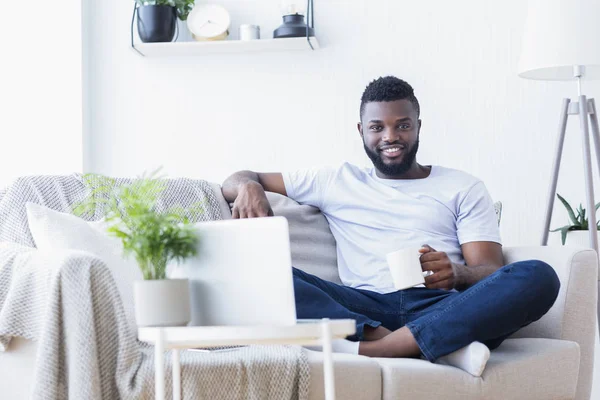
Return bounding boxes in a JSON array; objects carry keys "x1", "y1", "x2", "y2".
[
  {"x1": 425, "y1": 279, "x2": 453, "y2": 290},
  {"x1": 235, "y1": 207, "x2": 273, "y2": 219},
  {"x1": 418, "y1": 245, "x2": 432, "y2": 254},
  {"x1": 419, "y1": 252, "x2": 444, "y2": 263},
  {"x1": 421, "y1": 260, "x2": 447, "y2": 271},
  {"x1": 239, "y1": 208, "x2": 251, "y2": 218},
  {"x1": 424, "y1": 269, "x2": 453, "y2": 285}
]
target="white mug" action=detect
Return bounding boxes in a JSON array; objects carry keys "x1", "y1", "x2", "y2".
[{"x1": 386, "y1": 247, "x2": 427, "y2": 290}]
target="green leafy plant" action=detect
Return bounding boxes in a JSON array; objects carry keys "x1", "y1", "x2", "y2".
[
  {"x1": 137, "y1": 0, "x2": 195, "y2": 21},
  {"x1": 551, "y1": 193, "x2": 600, "y2": 245},
  {"x1": 73, "y1": 170, "x2": 206, "y2": 280},
  {"x1": 174, "y1": 0, "x2": 194, "y2": 21}
]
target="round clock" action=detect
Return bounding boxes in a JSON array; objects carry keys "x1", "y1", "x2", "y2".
[{"x1": 187, "y1": 4, "x2": 231, "y2": 41}]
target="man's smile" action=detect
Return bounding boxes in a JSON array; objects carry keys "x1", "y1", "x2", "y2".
[{"x1": 379, "y1": 144, "x2": 406, "y2": 159}]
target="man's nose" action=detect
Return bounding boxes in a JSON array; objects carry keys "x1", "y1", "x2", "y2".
[{"x1": 382, "y1": 127, "x2": 400, "y2": 143}]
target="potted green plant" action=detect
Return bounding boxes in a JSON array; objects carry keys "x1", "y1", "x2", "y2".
[
  {"x1": 136, "y1": 0, "x2": 195, "y2": 43},
  {"x1": 551, "y1": 193, "x2": 600, "y2": 246},
  {"x1": 74, "y1": 171, "x2": 205, "y2": 327}
]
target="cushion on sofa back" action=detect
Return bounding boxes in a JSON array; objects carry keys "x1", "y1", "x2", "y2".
[{"x1": 265, "y1": 192, "x2": 341, "y2": 284}]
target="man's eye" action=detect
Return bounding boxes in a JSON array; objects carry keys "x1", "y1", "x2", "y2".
[
  {"x1": 399, "y1": 124, "x2": 410, "y2": 130},
  {"x1": 370, "y1": 126, "x2": 382, "y2": 131}
]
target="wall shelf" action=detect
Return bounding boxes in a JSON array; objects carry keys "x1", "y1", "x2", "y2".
[{"x1": 132, "y1": 37, "x2": 319, "y2": 57}]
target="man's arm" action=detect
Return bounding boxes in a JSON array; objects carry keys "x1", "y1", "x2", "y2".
[
  {"x1": 221, "y1": 171, "x2": 286, "y2": 218},
  {"x1": 420, "y1": 242, "x2": 504, "y2": 290},
  {"x1": 453, "y1": 241, "x2": 504, "y2": 290}
]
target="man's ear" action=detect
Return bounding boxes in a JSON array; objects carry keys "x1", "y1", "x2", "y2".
[
  {"x1": 418, "y1": 119, "x2": 422, "y2": 132},
  {"x1": 357, "y1": 122, "x2": 363, "y2": 138}
]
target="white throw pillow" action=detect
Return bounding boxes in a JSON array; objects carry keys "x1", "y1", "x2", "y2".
[{"x1": 25, "y1": 202, "x2": 143, "y2": 333}]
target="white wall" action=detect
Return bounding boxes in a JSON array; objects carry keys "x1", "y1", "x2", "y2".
[
  {"x1": 0, "y1": 0, "x2": 82, "y2": 187},
  {"x1": 87, "y1": 0, "x2": 599, "y2": 395},
  {"x1": 87, "y1": 0, "x2": 600, "y2": 248}
]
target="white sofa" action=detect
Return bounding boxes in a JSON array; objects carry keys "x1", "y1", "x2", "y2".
[
  {"x1": 265, "y1": 191, "x2": 598, "y2": 400},
  {"x1": 0, "y1": 185, "x2": 596, "y2": 400}
]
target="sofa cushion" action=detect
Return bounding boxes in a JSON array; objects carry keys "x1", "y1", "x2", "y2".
[
  {"x1": 375, "y1": 338, "x2": 580, "y2": 400},
  {"x1": 266, "y1": 192, "x2": 341, "y2": 284},
  {"x1": 208, "y1": 182, "x2": 233, "y2": 220},
  {"x1": 305, "y1": 350, "x2": 381, "y2": 400}
]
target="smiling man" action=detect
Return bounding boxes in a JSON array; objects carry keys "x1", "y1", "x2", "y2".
[{"x1": 221, "y1": 76, "x2": 560, "y2": 374}]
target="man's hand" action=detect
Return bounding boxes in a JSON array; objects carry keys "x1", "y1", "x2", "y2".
[
  {"x1": 419, "y1": 245, "x2": 456, "y2": 290},
  {"x1": 231, "y1": 181, "x2": 274, "y2": 218}
]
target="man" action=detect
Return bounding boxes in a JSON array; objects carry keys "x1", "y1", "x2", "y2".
[{"x1": 222, "y1": 76, "x2": 559, "y2": 373}]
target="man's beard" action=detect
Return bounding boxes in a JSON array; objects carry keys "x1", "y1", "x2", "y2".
[{"x1": 363, "y1": 138, "x2": 419, "y2": 177}]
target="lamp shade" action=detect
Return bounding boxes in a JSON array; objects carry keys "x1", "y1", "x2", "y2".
[{"x1": 518, "y1": 0, "x2": 600, "y2": 80}]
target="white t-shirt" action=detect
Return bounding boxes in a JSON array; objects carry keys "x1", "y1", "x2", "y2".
[{"x1": 282, "y1": 163, "x2": 501, "y2": 294}]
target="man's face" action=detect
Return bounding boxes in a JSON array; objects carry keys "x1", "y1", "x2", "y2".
[{"x1": 358, "y1": 100, "x2": 421, "y2": 178}]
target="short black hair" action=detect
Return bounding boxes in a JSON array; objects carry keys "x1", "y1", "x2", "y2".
[{"x1": 360, "y1": 76, "x2": 420, "y2": 119}]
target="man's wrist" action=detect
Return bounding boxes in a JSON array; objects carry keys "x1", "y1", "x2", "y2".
[
  {"x1": 451, "y1": 263, "x2": 467, "y2": 290},
  {"x1": 451, "y1": 262, "x2": 500, "y2": 290}
]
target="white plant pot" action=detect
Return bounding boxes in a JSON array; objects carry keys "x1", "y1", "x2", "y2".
[
  {"x1": 176, "y1": 19, "x2": 193, "y2": 42},
  {"x1": 134, "y1": 279, "x2": 191, "y2": 327},
  {"x1": 565, "y1": 230, "x2": 600, "y2": 250}
]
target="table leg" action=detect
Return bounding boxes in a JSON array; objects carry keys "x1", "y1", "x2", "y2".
[
  {"x1": 321, "y1": 318, "x2": 336, "y2": 400},
  {"x1": 172, "y1": 349, "x2": 181, "y2": 400},
  {"x1": 155, "y1": 329, "x2": 165, "y2": 400}
]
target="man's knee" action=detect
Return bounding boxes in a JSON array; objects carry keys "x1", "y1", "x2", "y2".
[
  {"x1": 292, "y1": 266, "x2": 309, "y2": 280},
  {"x1": 292, "y1": 267, "x2": 321, "y2": 285},
  {"x1": 520, "y1": 259, "x2": 561, "y2": 312}
]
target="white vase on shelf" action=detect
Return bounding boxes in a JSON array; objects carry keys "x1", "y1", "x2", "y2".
[{"x1": 176, "y1": 20, "x2": 194, "y2": 42}]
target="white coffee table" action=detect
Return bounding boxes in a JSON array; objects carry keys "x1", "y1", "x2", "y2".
[{"x1": 138, "y1": 318, "x2": 356, "y2": 400}]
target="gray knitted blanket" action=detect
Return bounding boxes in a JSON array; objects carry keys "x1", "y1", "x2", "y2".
[{"x1": 0, "y1": 175, "x2": 309, "y2": 400}]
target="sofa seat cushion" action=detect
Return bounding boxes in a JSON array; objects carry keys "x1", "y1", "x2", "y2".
[
  {"x1": 375, "y1": 338, "x2": 579, "y2": 400},
  {"x1": 0, "y1": 338, "x2": 38, "y2": 399},
  {"x1": 305, "y1": 350, "x2": 381, "y2": 400}
]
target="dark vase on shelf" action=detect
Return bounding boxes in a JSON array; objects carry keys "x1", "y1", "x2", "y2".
[
  {"x1": 273, "y1": 14, "x2": 314, "y2": 38},
  {"x1": 137, "y1": 5, "x2": 176, "y2": 43}
]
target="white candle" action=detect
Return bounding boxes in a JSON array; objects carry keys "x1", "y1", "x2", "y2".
[{"x1": 239, "y1": 24, "x2": 260, "y2": 41}]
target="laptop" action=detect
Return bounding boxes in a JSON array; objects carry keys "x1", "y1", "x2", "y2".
[{"x1": 169, "y1": 216, "x2": 297, "y2": 326}]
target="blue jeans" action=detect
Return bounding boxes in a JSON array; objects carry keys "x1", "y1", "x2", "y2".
[{"x1": 292, "y1": 260, "x2": 560, "y2": 362}]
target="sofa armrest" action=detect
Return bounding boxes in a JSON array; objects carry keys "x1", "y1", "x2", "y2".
[
  {"x1": 503, "y1": 246, "x2": 597, "y2": 341},
  {"x1": 504, "y1": 246, "x2": 597, "y2": 400}
]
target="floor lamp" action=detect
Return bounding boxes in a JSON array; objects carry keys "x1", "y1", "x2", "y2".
[{"x1": 518, "y1": 0, "x2": 600, "y2": 330}]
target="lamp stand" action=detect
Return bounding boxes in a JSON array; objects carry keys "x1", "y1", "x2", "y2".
[{"x1": 541, "y1": 94, "x2": 600, "y2": 330}]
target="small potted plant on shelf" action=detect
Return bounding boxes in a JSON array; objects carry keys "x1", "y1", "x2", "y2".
[
  {"x1": 136, "y1": 0, "x2": 195, "y2": 43},
  {"x1": 551, "y1": 193, "x2": 600, "y2": 246},
  {"x1": 74, "y1": 171, "x2": 205, "y2": 327}
]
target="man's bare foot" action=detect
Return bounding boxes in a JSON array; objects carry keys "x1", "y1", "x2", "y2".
[
  {"x1": 358, "y1": 327, "x2": 421, "y2": 358},
  {"x1": 363, "y1": 325, "x2": 392, "y2": 341}
]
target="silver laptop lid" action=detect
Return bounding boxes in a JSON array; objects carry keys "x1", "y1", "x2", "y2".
[{"x1": 170, "y1": 216, "x2": 297, "y2": 326}]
